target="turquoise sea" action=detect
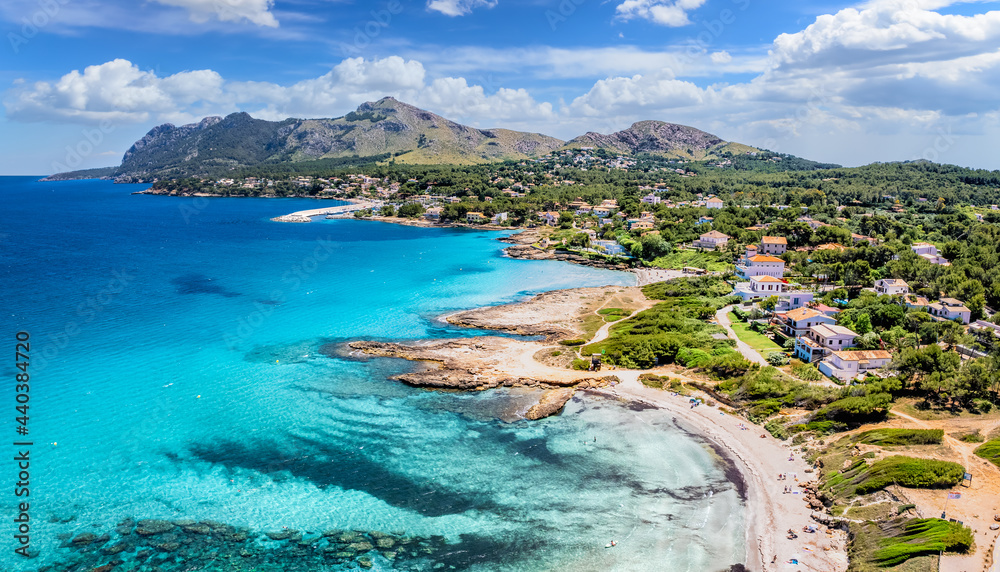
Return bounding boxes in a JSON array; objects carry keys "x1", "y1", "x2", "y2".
[{"x1": 0, "y1": 177, "x2": 746, "y2": 571}]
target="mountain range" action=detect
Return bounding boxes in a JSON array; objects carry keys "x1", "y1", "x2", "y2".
[{"x1": 45, "y1": 97, "x2": 826, "y2": 181}]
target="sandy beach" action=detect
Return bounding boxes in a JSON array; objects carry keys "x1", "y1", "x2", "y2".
[{"x1": 348, "y1": 284, "x2": 850, "y2": 572}]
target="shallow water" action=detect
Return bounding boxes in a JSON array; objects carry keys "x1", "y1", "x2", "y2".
[{"x1": 0, "y1": 177, "x2": 746, "y2": 571}]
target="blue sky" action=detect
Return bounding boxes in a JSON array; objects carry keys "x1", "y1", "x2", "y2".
[{"x1": 2, "y1": 0, "x2": 999, "y2": 174}]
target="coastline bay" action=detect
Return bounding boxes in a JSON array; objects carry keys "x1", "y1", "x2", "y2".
[{"x1": 1, "y1": 177, "x2": 747, "y2": 571}]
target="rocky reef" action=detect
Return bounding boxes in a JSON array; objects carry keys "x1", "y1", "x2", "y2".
[{"x1": 32, "y1": 518, "x2": 452, "y2": 572}]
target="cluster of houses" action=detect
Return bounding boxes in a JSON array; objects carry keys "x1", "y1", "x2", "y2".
[
  {"x1": 778, "y1": 306, "x2": 893, "y2": 380},
  {"x1": 725, "y1": 239, "x2": 973, "y2": 381},
  {"x1": 731, "y1": 239, "x2": 815, "y2": 312}
]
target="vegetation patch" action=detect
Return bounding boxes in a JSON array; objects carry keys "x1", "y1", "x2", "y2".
[
  {"x1": 598, "y1": 307, "x2": 630, "y2": 322},
  {"x1": 974, "y1": 439, "x2": 1000, "y2": 468},
  {"x1": 559, "y1": 339, "x2": 586, "y2": 347},
  {"x1": 871, "y1": 518, "x2": 973, "y2": 567},
  {"x1": 852, "y1": 429, "x2": 944, "y2": 446},
  {"x1": 851, "y1": 456, "x2": 964, "y2": 495},
  {"x1": 582, "y1": 277, "x2": 733, "y2": 369}
]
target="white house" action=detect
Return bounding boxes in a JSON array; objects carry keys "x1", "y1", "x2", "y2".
[
  {"x1": 929, "y1": 298, "x2": 972, "y2": 324},
  {"x1": 492, "y1": 212, "x2": 509, "y2": 224},
  {"x1": 760, "y1": 236, "x2": 788, "y2": 256},
  {"x1": 706, "y1": 197, "x2": 724, "y2": 209},
  {"x1": 593, "y1": 207, "x2": 612, "y2": 217},
  {"x1": 424, "y1": 207, "x2": 443, "y2": 220},
  {"x1": 819, "y1": 350, "x2": 892, "y2": 381},
  {"x1": 736, "y1": 254, "x2": 785, "y2": 280},
  {"x1": 911, "y1": 242, "x2": 949, "y2": 265},
  {"x1": 538, "y1": 211, "x2": 560, "y2": 226},
  {"x1": 874, "y1": 279, "x2": 909, "y2": 296},
  {"x1": 808, "y1": 324, "x2": 859, "y2": 352},
  {"x1": 697, "y1": 231, "x2": 730, "y2": 250},
  {"x1": 593, "y1": 240, "x2": 627, "y2": 256},
  {"x1": 779, "y1": 307, "x2": 836, "y2": 338},
  {"x1": 641, "y1": 193, "x2": 662, "y2": 205},
  {"x1": 732, "y1": 277, "x2": 814, "y2": 310}
]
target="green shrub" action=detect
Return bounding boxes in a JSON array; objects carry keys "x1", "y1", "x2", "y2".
[
  {"x1": 765, "y1": 419, "x2": 789, "y2": 440},
  {"x1": 702, "y1": 353, "x2": 755, "y2": 378},
  {"x1": 638, "y1": 374, "x2": 665, "y2": 389},
  {"x1": 550, "y1": 350, "x2": 563, "y2": 357},
  {"x1": 897, "y1": 504, "x2": 916, "y2": 515},
  {"x1": 974, "y1": 439, "x2": 1000, "y2": 468},
  {"x1": 958, "y1": 432, "x2": 984, "y2": 443},
  {"x1": 791, "y1": 362, "x2": 822, "y2": 381},
  {"x1": 676, "y1": 347, "x2": 712, "y2": 368},
  {"x1": 854, "y1": 456, "x2": 965, "y2": 494},
  {"x1": 853, "y1": 428, "x2": 944, "y2": 446},
  {"x1": 560, "y1": 339, "x2": 586, "y2": 346},
  {"x1": 766, "y1": 352, "x2": 790, "y2": 366},
  {"x1": 571, "y1": 359, "x2": 591, "y2": 371}
]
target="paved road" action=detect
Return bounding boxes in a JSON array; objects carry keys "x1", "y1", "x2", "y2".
[{"x1": 715, "y1": 305, "x2": 770, "y2": 367}]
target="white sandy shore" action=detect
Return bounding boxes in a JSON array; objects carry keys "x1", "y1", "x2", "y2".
[{"x1": 594, "y1": 374, "x2": 849, "y2": 572}]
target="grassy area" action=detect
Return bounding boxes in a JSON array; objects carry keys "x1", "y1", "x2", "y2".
[
  {"x1": 974, "y1": 439, "x2": 1000, "y2": 468},
  {"x1": 847, "y1": 456, "x2": 964, "y2": 495},
  {"x1": 853, "y1": 429, "x2": 944, "y2": 446},
  {"x1": 848, "y1": 518, "x2": 973, "y2": 571},
  {"x1": 727, "y1": 313, "x2": 783, "y2": 353},
  {"x1": 598, "y1": 307, "x2": 630, "y2": 322},
  {"x1": 580, "y1": 314, "x2": 606, "y2": 340},
  {"x1": 648, "y1": 249, "x2": 732, "y2": 272}
]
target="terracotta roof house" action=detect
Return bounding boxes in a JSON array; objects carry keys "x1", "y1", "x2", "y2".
[
  {"x1": 819, "y1": 350, "x2": 892, "y2": 381},
  {"x1": 760, "y1": 236, "x2": 788, "y2": 255},
  {"x1": 697, "y1": 230, "x2": 730, "y2": 250}
]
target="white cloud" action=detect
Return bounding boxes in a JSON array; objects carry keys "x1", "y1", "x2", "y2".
[
  {"x1": 615, "y1": 0, "x2": 707, "y2": 27},
  {"x1": 3, "y1": 56, "x2": 555, "y2": 129},
  {"x1": 426, "y1": 0, "x2": 497, "y2": 17},
  {"x1": 710, "y1": 51, "x2": 732, "y2": 64},
  {"x1": 152, "y1": 0, "x2": 278, "y2": 27}
]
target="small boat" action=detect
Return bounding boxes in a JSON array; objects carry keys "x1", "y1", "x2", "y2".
[{"x1": 605, "y1": 540, "x2": 618, "y2": 548}]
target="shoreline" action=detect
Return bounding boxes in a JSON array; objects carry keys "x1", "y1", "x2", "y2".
[{"x1": 347, "y1": 285, "x2": 849, "y2": 572}]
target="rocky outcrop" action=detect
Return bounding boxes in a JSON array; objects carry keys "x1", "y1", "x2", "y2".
[
  {"x1": 525, "y1": 388, "x2": 576, "y2": 420},
  {"x1": 504, "y1": 244, "x2": 555, "y2": 260},
  {"x1": 564, "y1": 120, "x2": 744, "y2": 159}
]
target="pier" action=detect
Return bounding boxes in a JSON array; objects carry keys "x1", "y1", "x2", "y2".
[{"x1": 271, "y1": 201, "x2": 375, "y2": 223}]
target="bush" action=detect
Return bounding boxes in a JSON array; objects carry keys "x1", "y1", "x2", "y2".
[
  {"x1": 571, "y1": 359, "x2": 591, "y2": 371},
  {"x1": 676, "y1": 347, "x2": 712, "y2": 368},
  {"x1": 766, "y1": 352, "x2": 790, "y2": 366},
  {"x1": 974, "y1": 439, "x2": 1000, "y2": 468},
  {"x1": 560, "y1": 339, "x2": 586, "y2": 346},
  {"x1": 791, "y1": 362, "x2": 822, "y2": 381},
  {"x1": 853, "y1": 429, "x2": 944, "y2": 446},
  {"x1": 702, "y1": 353, "x2": 755, "y2": 378},
  {"x1": 957, "y1": 432, "x2": 984, "y2": 443},
  {"x1": 638, "y1": 374, "x2": 665, "y2": 389},
  {"x1": 854, "y1": 456, "x2": 965, "y2": 495},
  {"x1": 550, "y1": 350, "x2": 562, "y2": 357}
]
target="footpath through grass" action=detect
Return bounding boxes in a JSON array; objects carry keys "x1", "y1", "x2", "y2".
[{"x1": 727, "y1": 313, "x2": 783, "y2": 353}]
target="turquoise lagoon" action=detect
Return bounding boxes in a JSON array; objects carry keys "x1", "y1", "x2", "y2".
[{"x1": 0, "y1": 177, "x2": 746, "y2": 571}]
